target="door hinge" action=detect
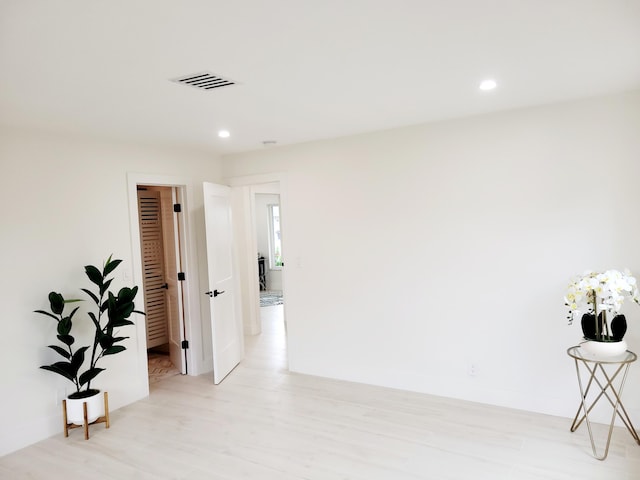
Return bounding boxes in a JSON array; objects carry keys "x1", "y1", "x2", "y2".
[
  {"x1": 173, "y1": 203, "x2": 182, "y2": 213},
  {"x1": 181, "y1": 340, "x2": 189, "y2": 349},
  {"x1": 178, "y1": 272, "x2": 185, "y2": 281}
]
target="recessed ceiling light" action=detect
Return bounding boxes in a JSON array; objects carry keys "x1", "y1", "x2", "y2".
[
  {"x1": 479, "y1": 79, "x2": 497, "y2": 91},
  {"x1": 218, "y1": 130, "x2": 230, "y2": 138}
]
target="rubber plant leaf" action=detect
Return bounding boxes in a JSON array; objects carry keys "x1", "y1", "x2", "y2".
[
  {"x1": 47, "y1": 345, "x2": 70, "y2": 359},
  {"x1": 34, "y1": 309, "x2": 59, "y2": 321},
  {"x1": 57, "y1": 317, "x2": 72, "y2": 336},
  {"x1": 66, "y1": 306, "x2": 80, "y2": 321},
  {"x1": 79, "y1": 367, "x2": 105, "y2": 387},
  {"x1": 103, "y1": 345, "x2": 126, "y2": 356},
  {"x1": 99, "y1": 334, "x2": 114, "y2": 349},
  {"x1": 81, "y1": 288, "x2": 100, "y2": 305},
  {"x1": 116, "y1": 303, "x2": 135, "y2": 319},
  {"x1": 100, "y1": 278, "x2": 114, "y2": 297},
  {"x1": 87, "y1": 311, "x2": 100, "y2": 328},
  {"x1": 40, "y1": 362, "x2": 76, "y2": 382},
  {"x1": 70, "y1": 346, "x2": 89, "y2": 370},
  {"x1": 111, "y1": 319, "x2": 135, "y2": 328},
  {"x1": 48, "y1": 292, "x2": 65, "y2": 315},
  {"x1": 103, "y1": 258, "x2": 122, "y2": 277},
  {"x1": 118, "y1": 286, "x2": 138, "y2": 303},
  {"x1": 57, "y1": 334, "x2": 75, "y2": 346},
  {"x1": 84, "y1": 265, "x2": 103, "y2": 287}
]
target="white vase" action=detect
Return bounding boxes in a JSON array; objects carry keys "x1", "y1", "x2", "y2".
[
  {"x1": 580, "y1": 339, "x2": 628, "y2": 359},
  {"x1": 65, "y1": 390, "x2": 104, "y2": 425}
]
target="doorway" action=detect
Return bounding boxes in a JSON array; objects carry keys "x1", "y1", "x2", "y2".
[
  {"x1": 239, "y1": 180, "x2": 287, "y2": 355},
  {"x1": 255, "y1": 193, "x2": 284, "y2": 308},
  {"x1": 136, "y1": 185, "x2": 187, "y2": 383}
]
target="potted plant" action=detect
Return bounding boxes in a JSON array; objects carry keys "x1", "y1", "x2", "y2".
[
  {"x1": 565, "y1": 269, "x2": 640, "y2": 357},
  {"x1": 35, "y1": 255, "x2": 143, "y2": 425}
]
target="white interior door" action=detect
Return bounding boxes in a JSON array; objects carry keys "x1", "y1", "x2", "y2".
[
  {"x1": 164, "y1": 187, "x2": 186, "y2": 374},
  {"x1": 203, "y1": 182, "x2": 244, "y2": 384}
]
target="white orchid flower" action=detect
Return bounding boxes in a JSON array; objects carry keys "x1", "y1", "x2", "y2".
[{"x1": 565, "y1": 269, "x2": 640, "y2": 325}]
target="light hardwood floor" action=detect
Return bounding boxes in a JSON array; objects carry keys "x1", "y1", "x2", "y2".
[{"x1": 2, "y1": 306, "x2": 640, "y2": 479}]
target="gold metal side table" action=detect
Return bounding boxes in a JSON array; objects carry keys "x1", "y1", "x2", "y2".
[{"x1": 567, "y1": 346, "x2": 640, "y2": 460}]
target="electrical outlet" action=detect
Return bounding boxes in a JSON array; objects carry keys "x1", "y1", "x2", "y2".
[{"x1": 468, "y1": 362, "x2": 478, "y2": 376}]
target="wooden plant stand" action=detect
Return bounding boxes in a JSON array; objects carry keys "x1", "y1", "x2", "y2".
[{"x1": 62, "y1": 391, "x2": 110, "y2": 440}]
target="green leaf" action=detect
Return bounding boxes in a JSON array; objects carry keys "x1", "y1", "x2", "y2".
[
  {"x1": 40, "y1": 364, "x2": 75, "y2": 382},
  {"x1": 111, "y1": 319, "x2": 134, "y2": 328},
  {"x1": 118, "y1": 286, "x2": 138, "y2": 303},
  {"x1": 34, "y1": 309, "x2": 60, "y2": 321},
  {"x1": 48, "y1": 292, "x2": 64, "y2": 315},
  {"x1": 79, "y1": 367, "x2": 105, "y2": 387},
  {"x1": 107, "y1": 292, "x2": 117, "y2": 312},
  {"x1": 81, "y1": 288, "x2": 100, "y2": 305},
  {"x1": 103, "y1": 345, "x2": 126, "y2": 356},
  {"x1": 103, "y1": 258, "x2": 122, "y2": 277},
  {"x1": 87, "y1": 311, "x2": 100, "y2": 328},
  {"x1": 67, "y1": 306, "x2": 80, "y2": 321},
  {"x1": 85, "y1": 265, "x2": 103, "y2": 286},
  {"x1": 41, "y1": 361, "x2": 77, "y2": 381},
  {"x1": 57, "y1": 317, "x2": 72, "y2": 336},
  {"x1": 117, "y1": 303, "x2": 135, "y2": 319},
  {"x1": 47, "y1": 345, "x2": 70, "y2": 359},
  {"x1": 71, "y1": 346, "x2": 89, "y2": 370},
  {"x1": 100, "y1": 278, "x2": 113, "y2": 296},
  {"x1": 57, "y1": 334, "x2": 75, "y2": 346},
  {"x1": 99, "y1": 334, "x2": 114, "y2": 349}
]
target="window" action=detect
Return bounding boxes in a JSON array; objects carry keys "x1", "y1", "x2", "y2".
[{"x1": 268, "y1": 204, "x2": 283, "y2": 269}]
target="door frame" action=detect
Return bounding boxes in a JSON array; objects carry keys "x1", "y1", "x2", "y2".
[
  {"x1": 137, "y1": 185, "x2": 185, "y2": 372},
  {"x1": 127, "y1": 174, "x2": 203, "y2": 393},
  {"x1": 225, "y1": 173, "x2": 288, "y2": 356}
]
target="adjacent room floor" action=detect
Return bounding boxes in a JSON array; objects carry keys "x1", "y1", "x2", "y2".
[
  {"x1": 148, "y1": 350, "x2": 180, "y2": 385},
  {"x1": 2, "y1": 304, "x2": 639, "y2": 479}
]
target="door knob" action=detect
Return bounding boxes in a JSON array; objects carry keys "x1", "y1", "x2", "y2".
[{"x1": 204, "y1": 290, "x2": 225, "y2": 298}]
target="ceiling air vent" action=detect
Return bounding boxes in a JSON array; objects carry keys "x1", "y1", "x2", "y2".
[{"x1": 171, "y1": 72, "x2": 236, "y2": 91}]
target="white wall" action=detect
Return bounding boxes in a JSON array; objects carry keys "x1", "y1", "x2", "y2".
[
  {"x1": 223, "y1": 90, "x2": 640, "y2": 422},
  {"x1": 0, "y1": 126, "x2": 222, "y2": 455},
  {"x1": 255, "y1": 193, "x2": 282, "y2": 291}
]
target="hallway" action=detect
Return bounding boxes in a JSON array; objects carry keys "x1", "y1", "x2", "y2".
[{"x1": 243, "y1": 303, "x2": 287, "y2": 373}]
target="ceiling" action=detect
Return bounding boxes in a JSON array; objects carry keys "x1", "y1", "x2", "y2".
[{"x1": 1, "y1": 0, "x2": 639, "y2": 155}]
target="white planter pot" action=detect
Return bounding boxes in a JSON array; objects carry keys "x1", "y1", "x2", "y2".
[
  {"x1": 65, "y1": 390, "x2": 104, "y2": 425},
  {"x1": 580, "y1": 339, "x2": 628, "y2": 359}
]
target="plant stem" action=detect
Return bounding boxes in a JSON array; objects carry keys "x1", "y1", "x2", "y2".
[
  {"x1": 593, "y1": 292, "x2": 601, "y2": 340},
  {"x1": 87, "y1": 289, "x2": 104, "y2": 391},
  {"x1": 66, "y1": 343, "x2": 80, "y2": 393}
]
